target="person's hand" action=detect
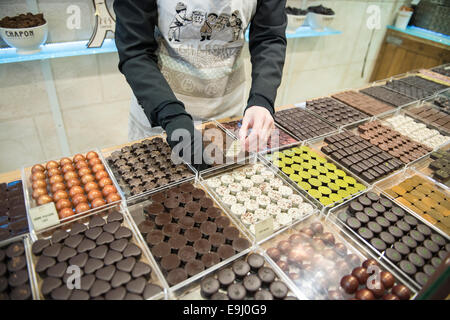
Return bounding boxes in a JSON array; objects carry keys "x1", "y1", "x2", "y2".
[{"x1": 239, "y1": 106, "x2": 274, "y2": 152}]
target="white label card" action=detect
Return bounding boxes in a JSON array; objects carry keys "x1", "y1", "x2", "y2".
[
  {"x1": 30, "y1": 202, "x2": 60, "y2": 231},
  {"x1": 294, "y1": 102, "x2": 306, "y2": 109},
  {"x1": 255, "y1": 217, "x2": 274, "y2": 242}
]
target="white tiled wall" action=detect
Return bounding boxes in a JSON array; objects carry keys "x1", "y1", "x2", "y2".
[{"x1": 0, "y1": 0, "x2": 407, "y2": 173}]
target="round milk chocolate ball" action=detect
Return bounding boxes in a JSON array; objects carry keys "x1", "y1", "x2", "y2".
[
  {"x1": 266, "y1": 248, "x2": 281, "y2": 261},
  {"x1": 340, "y1": 275, "x2": 359, "y2": 294},
  {"x1": 392, "y1": 284, "x2": 411, "y2": 300},
  {"x1": 362, "y1": 258, "x2": 378, "y2": 269},
  {"x1": 355, "y1": 288, "x2": 375, "y2": 300},
  {"x1": 321, "y1": 232, "x2": 335, "y2": 246},
  {"x1": 351, "y1": 267, "x2": 369, "y2": 285},
  {"x1": 380, "y1": 271, "x2": 395, "y2": 289},
  {"x1": 277, "y1": 240, "x2": 291, "y2": 254}
]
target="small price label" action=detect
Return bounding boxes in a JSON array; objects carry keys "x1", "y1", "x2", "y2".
[
  {"x1": 30, "y1": 203, "x2": 60, "y2": 231},
  {"x1": 294, "y1": 102, "x2": 306, "y2": 109},
  {"x1": 255, "y1": 217, "x2": 274, "y2": 242}
]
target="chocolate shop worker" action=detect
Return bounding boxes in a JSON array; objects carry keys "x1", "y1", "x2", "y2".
[{"x1": 114, "y1": 0, "x2": 287, "y2": 168}]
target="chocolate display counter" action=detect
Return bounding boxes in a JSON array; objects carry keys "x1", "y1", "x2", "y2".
[{"x1": 0, "y1": 66, "x2": 449, "y2": 300}]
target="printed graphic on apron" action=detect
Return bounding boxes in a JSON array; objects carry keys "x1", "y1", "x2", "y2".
[
  {"x1": 229, "y1": 10, "x2": 243, "y2": 42},
  {"x1": 168, "y1": 2, "x2": 191, "y2": 42},
  {"x1": 200, "y1": 13, "x2": 217, "y2": 41},
  {"x1": 166, "y1": 2, "x2": 245, "y2": 43}
]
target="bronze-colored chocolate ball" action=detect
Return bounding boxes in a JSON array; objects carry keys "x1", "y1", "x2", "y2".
[
  {"x1": 277, "y1": 240, "x2": 291, "y2": 254},
  {"x1": 351, "y1": 267, "x2": 369, "y2": 285},
  {"x1": 267, "y1": 247, "x2": 281, "y2": 261},
  {"x1": 340, "y1": 275, "x2": 359, "y2": 294},
  {"x1": 355, "y1": 288, "x2": 375, "y2": 300},
  {"x1": 392, "y1": 284, "x2": 411, "y2": 300},
  {"x1": 310, "y1": 222, "x2": 324, "y2": 235},
  {"x1": 321, "y1": 232, "x2": 335, "y2": 246},
  {"x1": 380, "y1": 271, "x2": 395, "y2": 289}
]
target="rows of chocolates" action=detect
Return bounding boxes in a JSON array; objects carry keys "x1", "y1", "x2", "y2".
[
  {"x1": 271, "y1": 146, "x2": 366, "y2": 207},
  {"x1": 138, "y1": 183, "x2": 250, "y2": 287},
  {"x1": 274, "y1": 108, "x2": 337, "y2": 141},
  {"x1": 383, "y1": 175, "x2": 450, "y2": 235},
  {"x1": 428, "y1": 149, "x2": 450, "y2": 186},
  {"x1": 384, "y1": 80, "x2": 435, "y2": 100},
  {"x1": 0, "y1": 240, "x2": 32, "y2": 300},
  {"x1": 220, "y1": 120, "x2": 298, "y2": 151},
  {"x1": 2, "y1": 68, "x2": 449, "y2": 300},
  {"x1": 359, "y1": 86, "x2": 416, "y2": 107},
  {"x1": 29, "y1": 152, "x2": 121, "y2": 220},
  {"x1": 399, "y1": 76, "x2": 448, "y2": 94},
  {"x1": 417, "y1": 70, "x2": 450, "y2": 87},
  {"x1": 305, "y1": 97, "x2": 368, "y2": 127},
  {"x1": 265, "y1": 219, "x2": 369, "y2": 300},
  {"x1": 0, "y1": 182, "x2": 28, "y2": 242},
  {"x1": 406, "y1": 104, "x2": 450, "y2": 134},
  {"x1": 31, "y1": 210, "x2": 164, "y2": 300},
  {"x1": 332, "y1": 91, "x2": 394, "y2": 116},
  {"x1": 337, "y1": 191, "x2": 448, "y2": 287},
  {"x1": 321, "y1": 131, "x2": 403, "y2": 183},
  {"x1": 358, "y1": 121, "x2": 432, "y2": 164},
  {"x1": 199, "y1": 253, "x2": 297, "y2": 300},
  {"x1": 106, "y1": 137, "x2": 194, "y2": 197},
  {"x1": 384, "y1": 115, "x2": 450, "y2": 149}
]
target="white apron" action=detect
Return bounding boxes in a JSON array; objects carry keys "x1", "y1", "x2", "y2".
[{"x1": 128, "y1": 0, "x2": 257, "y2": 141}]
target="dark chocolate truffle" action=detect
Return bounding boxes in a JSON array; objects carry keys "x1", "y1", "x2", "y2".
[
  {"x1": 227, "y1": 283, "x2": 246, "y2": 300},
  {"x1": 269, "y1": 281, "x2": 288, "y2": 299},
  {"x1": 200, "y1": 277, "x2": 220, "y2": 298},
  {"x1": 218, "y1": 268, "x2": 235, "y2": 288}
]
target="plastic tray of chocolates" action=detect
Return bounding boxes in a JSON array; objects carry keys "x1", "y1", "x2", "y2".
[
  {"x1": 0, "y1": 236, "x2": 37, "y2": 300},
  {"x1": 197, "y1": 121, "x2": 252, "y2": 169},
  {"x1": 398, "y1": 76, "x2": 449, "y2": 95},
  {"x1": 305, "y1": 97, "x2": 371, "y2": 129},
  {"x1": 378, "y1": 113, "x2": 450, "y2": 151},
  {"x1": 0, "y1": 180, "x2": 30, "y2": 244},
  {"x1": 375, "y1": 169, "x2": 450, "y2": 236},
  {"x1": 264, "y1": 144, "x2": 368, "y2": 212},
  {"x1": 331, "y1": 90, "x2": 396, "y2": 117},
  {"x1": 170, "y1": 249, "x2": 300, "y2": 300},
  {"x1": 102, "y1": 135, "x2": 196, "y2": 203},
  {"x1": 217, "y1": 117, "x2": 299, "y2": 153},
  {"x1": 315, "y1": 129, "x2": 405, "y2": 184},
  {"x1": 128, "y1": 180, "x2": 253, "y2": 289},
  {"x1": 273, "y1": 106, "x2": 338, "y2": 142},
  {"x1": 402, "y1": 96, "x2": 450, "y2": 136},
  {"x1": 359, "y1": 85, "x2": 416, "y2": 108},
  {"x1": 411, "y1": 148, "x2": 450, "y2": 189},
  {"x1": 357, "y1": 120, "x2": 433, "y2": 165},
  {"x1": 200, "y1": 161, "x2": 317, "y2": 243},
  {"x1": 22, "y1": 150, "x2": 124, "y2": 233},
  {"x1": 26, "y1": 207, "x2": 167, "y2": 300},
  {"x1": 261, "y1": 215, "x2": 417, "y2": 299},
  {"x1": 330, "y1": 187, "x2": 449, "y2": 290},
  {"x1": 383, "y1": 78, "x2": 438, "y2": 100},
  {"x1": 417, "y1": 70, "x2": 450, "y2": 88}
]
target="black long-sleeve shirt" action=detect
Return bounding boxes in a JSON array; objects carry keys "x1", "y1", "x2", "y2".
[{"x1": 114, "y1": 0, "x2": 287, "y2": 130}]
